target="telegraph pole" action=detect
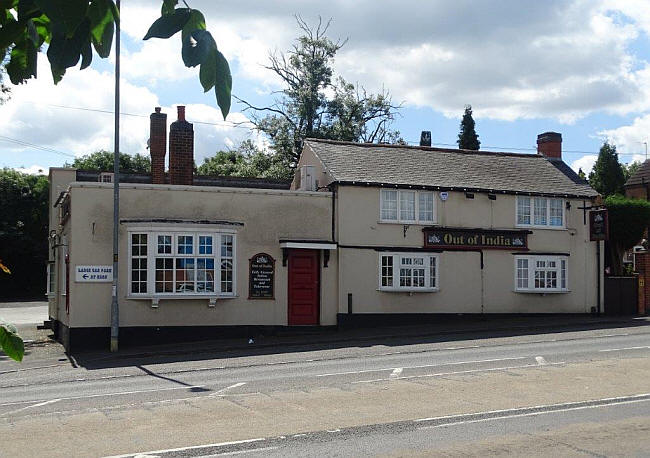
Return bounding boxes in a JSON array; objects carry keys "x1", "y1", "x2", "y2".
[{"x1": 110, "y1": 0, "x2": 121, "y2": 352}]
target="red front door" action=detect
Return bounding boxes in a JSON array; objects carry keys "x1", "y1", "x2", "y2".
[{"x1": 288, "y1": 249, "x2": 320, "y2": 325}]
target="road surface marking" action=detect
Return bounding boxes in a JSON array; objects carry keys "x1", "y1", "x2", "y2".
[
  {"x1": 105, "y1": 438, "x2": 266, "y2": 458},
  {"x1": 600, "y1": 346, "x2": 650, "y2": 352},
  {"x1": 1, "y1": 398, "x2": 61, "y2": 416},
  {"x1": 413, "y1": 393, "x2": 650, "y2": 423},
  {"x1": 210, "y1": 382, "x2": 246, "y2": 396},
  {"x1": 390, "y1": 368, "x2": 403, "y2": 379},
  {"x1": 200, "y1": 446, "x2": 279, "y2": 457},
  {"x1": 315, "y1": 357, "x2": 526, "y2": 377},
  {"x1": 535, "y1": 356, "x2": 547, "y2": 365},
  {"x1": 354, "y1": 362, "x2": 565, "y2": 384},
  {"x1": 417, "y1": 398, "x2": 650, "y2": 430}
]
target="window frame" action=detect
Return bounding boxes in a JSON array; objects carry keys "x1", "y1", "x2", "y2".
[
  {"x1": 46, "y1": 261, "x2": 56, "y2": 296},
  {"x1": 380, "y1": 189, "x2": 436, "y2": 224},
  {"x1": 513, "y1": 255, "x2": 569, "y2": 293},
  {"x1": 128, "y1": 228, "x2": 237, "y2": 298},
  {"x1": 378, "y1": 252, "x2": 439, "y2": 292},
  {"x1": 516, "y1": 196, "x2": 565, "y2": 229}
]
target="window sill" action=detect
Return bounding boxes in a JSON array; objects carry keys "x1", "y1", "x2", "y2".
[
  {"x1": 378, "y1": 288, "x2": 439, "y2": 293},
  {"x1": 127, "y1": 294, "x2": 237, "y2": 300},
  {"x1": 378, "y1": 220, "x2": 437, "y2": 226},
  {"x1": 515, "y1": 225, "x2": 566, "y2": 231},
  {"x1": 514, "y1": 289, "x2": 570, "y2": 294}
]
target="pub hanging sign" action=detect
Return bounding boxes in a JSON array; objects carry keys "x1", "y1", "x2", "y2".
[
  {"x1": 424, "y1": 227, "x2": 529, "y2": 250},
  {"x1": 249, "y1": 253, "x2": 275, "y2": 299},
  {"x1": 589, "y1": 209, "x2": 609, "y2": 241}
]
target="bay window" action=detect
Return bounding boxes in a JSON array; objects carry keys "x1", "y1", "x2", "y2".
[
  {"x1": 514, "y1": 255, "x2": 568, "y2": 293},
  {"x1": 379, "y1": 253, "x2": 439, "y2": 291},
  {"x1": 380, "y1": 189, "x2": 436, "y2": 224},
  {"x1": 516, "y1": 197, "x2": 564, "y2": 228},
  {"x1": 129, "y1": 230, "x2": 236, "y2": 297}
]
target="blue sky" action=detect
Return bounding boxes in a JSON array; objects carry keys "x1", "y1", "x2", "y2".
[{"x1": 2, "y1": 0, "x2": 650, "y2": 175}]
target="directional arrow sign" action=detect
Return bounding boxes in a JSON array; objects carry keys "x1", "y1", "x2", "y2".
[{"x1": 75, "y1": 265, "x2": 113, "y2": 283}]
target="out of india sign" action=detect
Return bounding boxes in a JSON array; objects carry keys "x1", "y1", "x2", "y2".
[
  {"x1": 423, "y1": 227, "x2": 529, "y2": 250},
  {"x1": 75, "y1": 265, "x2": 113, "y2": 282}
]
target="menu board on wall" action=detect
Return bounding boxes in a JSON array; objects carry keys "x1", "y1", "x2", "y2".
[
  {"x1": 589, "y1": 210, "x2": 609, "y2": 241},
  {"x1": 249, "y1": 253, "x2": 275, "y2": 299}
]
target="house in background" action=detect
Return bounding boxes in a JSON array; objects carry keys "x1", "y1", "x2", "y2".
[
  {"x1": 47, "y1": 107, "x2": 601, "y2": 352},
  {"x1": 625, "y1": 160, "x2": 650, "y2": 200}
]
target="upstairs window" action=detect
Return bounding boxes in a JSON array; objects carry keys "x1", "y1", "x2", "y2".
[
  {"x1": 380, "y1": 189, "x2": 436, "y2": 224},
  {"x1": 516, "y1": 197, "x2": 564, "y2": 228}
]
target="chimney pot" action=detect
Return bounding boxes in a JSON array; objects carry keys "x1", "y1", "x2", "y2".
[
  {"x1": 537, "y1": 131, "x2": 562, "y2": 160},
  {"x1": 150, "y1": 107, "x2": 167, "y2": 184},
  {"x1": 177, "y1": 105, "x2": 185, "y2": 122},
  {"x1": 155, "y1": 107, "x2": 161, "y2": 113}
]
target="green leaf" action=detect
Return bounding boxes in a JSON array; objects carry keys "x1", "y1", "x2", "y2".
[
  {"x1": 6, "y1": 34, "x2": 37, "y2": 84},
  {"x1": 80, "y1": 38, "x2": 92, "y2": 69},
  {"x1": 143, "y1": 8, "x2": 190, "y2": 40},
  {"x1": 31, "y1": 14, "x2": 50, "y2": 46},
  {"x1": 34, "y1": 0, "x2": 88, "y2": 37},
  {"x1": 0, "y1": 0, "x2": 19, "y2": 10},
  {"x1": 88, "y1": 0, "x2": 114, "y2": 57},
  {"x1": 199, "y1": 48, "x2": 216, "y2": 92},
  {"x1": 214, "y1": 50, "x2": 232, "y2": 119},
  {"x1": 161, "y1": 0, "x2": 178, "y2": 16},
  {"x1": 181, "y1": 29, "x2": 215, "y2": 68},
  {"x1": 47, "y1": 19, "x2": 90, "y2": 83},
  {"x1": 17, "y1": 0, "x2": 40, "y2": 21},
  {"x1": 0, "y1": 322, "x2": 24, "y2": 362},
  {"x1": 181, "y1": 9, "x2": 205, "y2": 41},
  {"x1": 0, "y1": 17, "x2": 24, "y2": 50}
]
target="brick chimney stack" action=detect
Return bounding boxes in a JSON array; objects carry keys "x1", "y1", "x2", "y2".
[
  {"x1": 149, "y1": 107, "x2": 167, "y2": 184},
  {"x1": 537, "y1": 132, "x2": 562, "y2": 161},
  {"x1": 169, "y1": 105, "x2": 194, "y2": 185}
]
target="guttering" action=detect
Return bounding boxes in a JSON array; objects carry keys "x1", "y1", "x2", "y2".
[{"x1": 334, "y1": 180, "x2": 596, "y2": 200}]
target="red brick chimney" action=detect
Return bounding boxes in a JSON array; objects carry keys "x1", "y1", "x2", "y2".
[
  {"x1": 537, "y1": 132, "x2": 562, "y2": 160},
  {"x1": 169, "y1": 105, "x2": 194, "y2": 185},
  {"x1": 149, "y1": 107, "x2": 167, "y2": 184}
]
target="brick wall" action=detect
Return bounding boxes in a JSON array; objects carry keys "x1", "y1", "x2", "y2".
[
  {"x1": 625, "y1": 185, "x2": 648, "y2": 200},
  {"x1": 149, "y1": 107, "x2": 167, "y2": 185},
  {"x1": 169, "y1": 106, "x2": 194, "y2": 186},
  {"x1": 635, "y1": 251, "x2": 650, "y2": 314}
]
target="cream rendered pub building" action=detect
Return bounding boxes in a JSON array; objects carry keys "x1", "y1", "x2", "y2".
[{"x1": 47, "y1": 108, "x2": 600, "y2": 351}]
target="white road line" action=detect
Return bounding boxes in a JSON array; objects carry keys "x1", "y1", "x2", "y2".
[
  {"x1": 600, "y1": 346, "x2": 650, "y2": 352},
  {"x1": 200, "y1": 446, "x2": 280, "y2": 457},
  {"x1": 1, "y1": 398, "x2": 61, "y2": 416},
  {"x1": 535, "y1": 356, "x2": 547, "y2": 366},
  {"x1": 390, "y1": 368, "x2": 403, "y2": 379},
  {"x1": 105, "y1": 438, "x2": 267, "y2": 458},
  {"x1": 354, "y1": 362, "x2": 565, "y2": 384},
  {"x1": 315, "y1": 357, "x2": 527, "y2": 378},
  {"x1": 417, "y1": 398, "x2": 650, "y2": 430},
  {"x1": 413, "y1": 393, "x2": 650, "y2": 422},
  {"x1": 211, "y1": 382, "x2": 246, "y2": 396}
]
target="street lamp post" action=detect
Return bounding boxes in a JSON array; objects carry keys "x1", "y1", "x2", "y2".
[{"x1": 110, "y1": 0, "x2": 121, "y2": 352}]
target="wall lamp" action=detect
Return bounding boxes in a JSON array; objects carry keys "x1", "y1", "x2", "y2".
[
  {"x1": 465, "y1": 192, "x2": 474, "y2": 199},
  {"x1": 565, "y1": 201, "x2": 571, "y2": 210},
  {"x1": 488, "y1": 193, "x2": 497, "y2": 200}
]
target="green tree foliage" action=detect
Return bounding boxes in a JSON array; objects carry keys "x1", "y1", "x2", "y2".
[
  {"x1": 457, "y1": 104, "x2": 480, "y2": 150},
  {"x1": 240, "y1": 16, "x2": 401, "y2": 172},
  {"x1": 0, "y1": 168, "x2": 48, "y2": 300},
  {"x1": 605, "y1": 194, "x2": 650, "y2": 275},
  {"x1": 197, "y1": 140, "x2": 293, "y2": 181},
  {"x1": 623, "y1": 161, "x2": 641, "y2": 183},
  {"x1": 578, "y1": 168, "x2": 586, "y2": 181},
  {"x1": 1, "y1": 0, "x2": 231, "y2": 118},
  {"x1": 588, "y1": 143, "x2": 626, "y2": 197},
  {"x1": 65, "y1": 150, "x2": 150, "y2": 173}
]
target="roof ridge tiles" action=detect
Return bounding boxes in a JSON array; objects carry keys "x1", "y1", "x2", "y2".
[{"x1": 304, "y1": 137, "x2": 543, "y2": 159}]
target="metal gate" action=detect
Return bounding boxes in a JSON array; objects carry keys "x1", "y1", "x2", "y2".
[{"x1": 604, "y1": 276, "x2": 638, "y2": 315}]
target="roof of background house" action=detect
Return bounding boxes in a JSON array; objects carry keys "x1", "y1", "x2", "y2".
[
  {"x1": 624, "y1": 160, "x2": 650, "y2": 188},
  {"x1": 75, "y1": 170, "x2": 291, "y2": 190},
  {"x1": 305, "y1": 138, "x2": 597, "y2": 198}
]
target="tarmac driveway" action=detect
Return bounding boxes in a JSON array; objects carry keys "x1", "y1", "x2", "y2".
[{"x1": 0, "y1": 301, "x2": 48, "y2": 328}]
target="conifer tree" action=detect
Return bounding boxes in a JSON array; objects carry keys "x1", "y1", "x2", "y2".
[
  {"x1": 457, "y1": 105, "x2": 480, "y2": 150},
  {"x1": 588, "y1": 142, "x2": 626, "y2": 197}
]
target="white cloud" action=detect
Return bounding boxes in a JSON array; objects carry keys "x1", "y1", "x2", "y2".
[
  {"x1": 14, "y1": 165, "x2": 47, "y2": 175},
  {"x1": 599, "y1": 114, "x2": 650, "y2": 163},
  {"x1": 571, "y1": 154, "x2": 598, "y2": 175},
  {"x1": 120, "y1": 0, "x2": 650, "y2": 123}
]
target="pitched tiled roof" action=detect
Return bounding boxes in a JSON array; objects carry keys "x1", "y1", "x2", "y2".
[
  {"x1": 625, "y1": 160, "x2": 650, "y2": 188},
  {"x1": 305, "y1": 139, "x2": 598, "y2": 198}
]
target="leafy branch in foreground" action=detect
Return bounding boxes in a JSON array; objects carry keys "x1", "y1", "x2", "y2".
[
  {"x1": 0, "y1": 0, "x2": 231, "y2": 118},
  {"x1": 0, "y1": 320, "x2": 24, "y2": 362}
]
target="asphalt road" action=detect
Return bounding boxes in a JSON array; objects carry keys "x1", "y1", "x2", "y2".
[{"x1": 1, "y1": 323, "x2": 650, "y2": 457}]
